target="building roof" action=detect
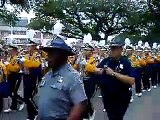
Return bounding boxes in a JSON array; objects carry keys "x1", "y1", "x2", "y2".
[{"x1": 4, "y1": 35, "x2": 29, "y2": 39}]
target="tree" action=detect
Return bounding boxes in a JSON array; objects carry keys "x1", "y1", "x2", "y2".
[
  {"x1": 29, "y1": 0, "x2": 148, "y2": 43},
  {"x1": 0, "y1": 8, "x2": 18, "y2": 25},
  {"x1": 143, "y1": 0, "x2": 160, "y2": 43},
  {"x1": 0, "y1": 0, "x2": 38, "y2": 26}
]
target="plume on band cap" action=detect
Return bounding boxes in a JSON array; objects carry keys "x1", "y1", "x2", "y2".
[
  {"x1": 152, "y1": 42, "x2": 157, "y2": 49},
  {"x1": 138, "y1": 41, "x2": 143, "y2": 47},
  {"x1": 125, "y1": 38, "x2": 131, "y2": 46},
  {"x1": 144, "y1": 42, "x2": 150, "y2": 48}
]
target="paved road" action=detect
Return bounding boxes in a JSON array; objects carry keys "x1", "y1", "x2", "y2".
[{"x1": 1, "y1": 87, "x2": 160, "y2": 120}]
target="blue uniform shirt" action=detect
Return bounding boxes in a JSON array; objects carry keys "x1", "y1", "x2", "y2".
[
  {"x1": 38, "y1": 63, "x2": 87, "y2": 120},
  {"x1": 97, "y1": 56, "x2": 133, "y2": 94}
]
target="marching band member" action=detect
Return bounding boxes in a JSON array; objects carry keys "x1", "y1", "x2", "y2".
[
  {"x1": 135, "y1": 46, "x2": 146, "y2": 95},
  {"x1": 81, "y1": 43, "x2": 97, "y2": 120},
  {"x1": 142, "y1": 44, "x2": 152, "y2": 92},
  {"x1": 156, "y1": 45, "x2": 160, "y2": 85},
  {"x1": 22, "y1": 40, "x2": 41, "y2": 120},
  {"x1": 126, "y1": 45, "x2": 143, "y2": 97},
  {"x1": 151, "y1": 43, "x2": 158, "y2": 88},
  {"x1": 0, "y1": 47, "x2": 7, "y2": 82},
  {"x1": 4, "y1": 45, "x2": 24, "y2": 113},
  {"x1": 0, "y1": 46, "x2": 4, "y2": 113},
  {"x1": 68, "y1": 55, "x2": 80, "y2": 71}
]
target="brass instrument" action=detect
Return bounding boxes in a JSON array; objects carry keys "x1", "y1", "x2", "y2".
[{"x1": 0, "y1": 65, "x2": 4, "y2": 83}]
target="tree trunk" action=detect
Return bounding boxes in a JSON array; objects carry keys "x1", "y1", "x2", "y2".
[{"x1": 105, "y1": 35, "x2": 108, "y2": 45}]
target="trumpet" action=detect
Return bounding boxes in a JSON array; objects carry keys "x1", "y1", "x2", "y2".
[{"x1": 16, "y1": 55, "x2": 27, "y2": 74}]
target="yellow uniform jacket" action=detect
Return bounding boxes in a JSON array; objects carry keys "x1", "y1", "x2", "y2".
[
  {"x1": 128, "y1": 54, "x2": 141, "y2": 68},
  {"x1": 6, "y1": 55, "x2": 20, "y2": 74},
  {"x1": 0, "y1": 60, "x2": 7, "y2": 82},
  {"x1": 85, "y1": 55, "x2": 98, "y2": 73},
  {"x1": 23, "y1": 51, "x2": 41, "y2": 68},
  {"x1": 155, "y1": 54, "x2": 160, "y2": 63},
  {"x1": 146, "y1": 54, "x2": 154, "y2": 65}
]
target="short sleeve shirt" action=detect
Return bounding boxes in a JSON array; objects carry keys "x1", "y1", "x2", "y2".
[
  {"x1": 97, "y1": 56, "x2": 134, "y2": 94},
  {"x1": 38, "y1": 64, "x2": 87, "y2": 120}
]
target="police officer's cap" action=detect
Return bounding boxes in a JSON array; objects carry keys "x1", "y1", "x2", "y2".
[
  {"x1": 41, "y1": 35, "x2": 75, "y2": 56},
  {"x1": 110, "y1": 37, "x2": 125, "y2": 47}
]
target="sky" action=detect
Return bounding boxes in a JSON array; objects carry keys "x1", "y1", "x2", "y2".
[{"x1": 6, "y1": 4, "x2": 35, "y2": 19}]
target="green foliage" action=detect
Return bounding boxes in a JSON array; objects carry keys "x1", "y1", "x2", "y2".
[
  {"x1": 0, "y1": 0, "x2": 36, "y2": 26},
  {"x1": 29, "y1": 0, "x2": 148, "y2": 41},
  {"x1": 0, "y1": 8, "x2": 19, "y2": 26},
  {"x1": 28, "y1": 0, "x2": 160, "y2": 43}
]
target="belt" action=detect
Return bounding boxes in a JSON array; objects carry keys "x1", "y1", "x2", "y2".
[
  {"x1": 55, "y1": 119, "x2": 67, "y2": 120},
  {"x1": 83, "y1": 76, "x2": 90, "y2": 80}
]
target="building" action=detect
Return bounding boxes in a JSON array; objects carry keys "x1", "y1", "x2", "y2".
[{"x1": 0, "y1": 17, "x2": 28, "y2": 39}]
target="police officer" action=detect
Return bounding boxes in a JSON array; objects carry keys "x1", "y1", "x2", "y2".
[
  {"x1": 4, "y1": 45, "x2": 24, "y2": 112},
  {"x1": 96, "y1": 37, "x2": 135, "y2": 120},
  {"x1": 38, "y1": 35, "x2": 87, "y2": 120}
]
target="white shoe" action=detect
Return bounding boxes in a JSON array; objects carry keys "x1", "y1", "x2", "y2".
[
  {"x1": 148, "y1": 88, "x2": 151, "y2": 92},
  {"x1": 138, "y1": 93, "x2": 142, "y2": 97},
  {"x1": 98, "y1": 95, "x2": 102, "y2": 98},
  {"x1": 34, "y1": 115, "x2": 38, "y2": 120},
  {"x1": 153, "y1": 86, "x2": 157, "y2": 89},
  {"x1": 135, "y1": 93, "x2": 138, "y2": 96},
  {"x1": 130, "y1": 97, "x2": 134, "y2": 103},
  {"x1": 19, "y1": 103, "x2": 25, "y2": 111},
  {"x1": 142, "y1": 90, "x2": 146, "y2": 92},
  {"x1": 89, "y1": 110, "x2": 96, "y2": 120},
  {"x1": 4, "y1": 108, "x2": 15, "y2": 113}
]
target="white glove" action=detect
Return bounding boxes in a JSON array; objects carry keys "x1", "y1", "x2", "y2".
[
  {"x1": 4, "y1": 61, "x2": 9, "y2": 65},
  {"x1": 45, "y1": 61, "x2": 48, "y2": 67},
  {"x1": 80, "y1": 59, "x2": 87, "y2": 65},
  {"x1": 20, "y1": 57, "x2": 26, "y2": 62}
]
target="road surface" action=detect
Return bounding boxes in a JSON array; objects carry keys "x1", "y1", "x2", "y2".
[{"x1": 1, "y1": 87, "x2": 160, "y2": 120}]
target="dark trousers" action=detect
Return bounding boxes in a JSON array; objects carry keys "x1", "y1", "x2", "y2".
[
  {"x1": 0, "y1": 93, "x2": 3, "y2": 113},
  {"x1": 83, "y1": 77, "x2": 96, "y2": 118},
  {"x1": 133, "y1": 68, "x2": 142, "y2": 93},
  {"x1": 157, "y1": 64, "x2": 160, "y2": 85},
  {"x1": 142, "y1": 66, "x2": 151, "y2": 90},
  {"x1": 151, "y1": 64, "x2": 158, "y2": 86},
  {"x1": 101, "y1": 89, "x2": 131, "y2": 120},
  {"x1": 8, "y1": 72, "x2": 24, "y2": 110},
  {"x1": 23, "y1": 73, "x2": 38, "y2": 119}
]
